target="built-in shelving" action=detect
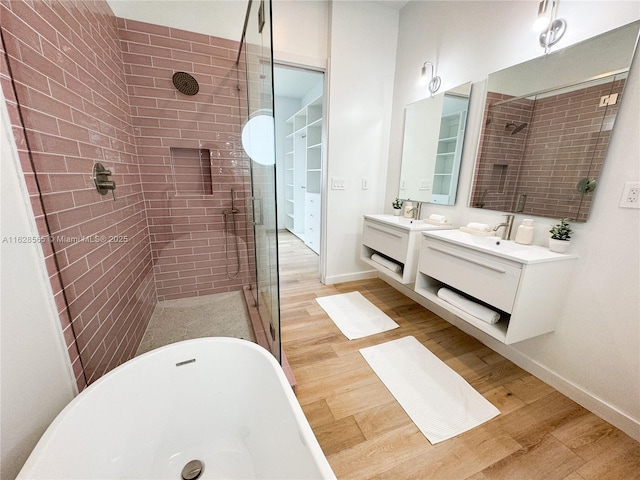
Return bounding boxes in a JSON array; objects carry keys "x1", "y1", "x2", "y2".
[
  {"x1": 432, "y1": 111, "x2": 466, "y2": 204},
  {"x1": 282, "y1": 95, "x2": 323, "y2": 253}
]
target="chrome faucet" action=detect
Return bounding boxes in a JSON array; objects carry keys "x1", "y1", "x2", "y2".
[
  {"x1": 404, "y1": 202, "x2": 422, "y2": 220},
  {"x1": 493, "y1": 214, "x2": 515, "y2": 240}
]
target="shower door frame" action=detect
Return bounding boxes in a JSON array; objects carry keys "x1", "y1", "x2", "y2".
[{"x1": 238, "y1": 0, "x2": 281, "y2": 363}]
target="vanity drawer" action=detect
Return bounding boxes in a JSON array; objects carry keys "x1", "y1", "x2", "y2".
[
  {"x1": 363, "y1": 221, "x2": 409, "y2": 263},
  {"x1": 419, "y1": 239, "x2": 521, "y2": 313}
]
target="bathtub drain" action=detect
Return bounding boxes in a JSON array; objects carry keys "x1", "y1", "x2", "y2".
[{"x1": 181, "y1": 460, "x2": 203, "y2": 480}]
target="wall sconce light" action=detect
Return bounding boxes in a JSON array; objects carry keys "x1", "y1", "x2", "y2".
[
  {"x1": 534, "y1": 0, "x2": 567, "y2": 52},
  {"x1": 420, "y1": 61, "x2": 441, "y2": 96}
]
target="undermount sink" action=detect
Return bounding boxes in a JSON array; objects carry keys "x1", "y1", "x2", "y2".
[
  {"x1": 423, "y1": 229, "x2": 577, "y2": 264},
  {"x1": 363, "y1": 214, "x2": 449, "y2": 231}
]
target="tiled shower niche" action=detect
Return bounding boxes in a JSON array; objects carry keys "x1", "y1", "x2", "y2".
[{"x1": 170, "y1": 148, "x2": 213, "y2": 195}]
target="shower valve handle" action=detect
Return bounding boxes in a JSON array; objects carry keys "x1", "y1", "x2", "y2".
[
  {"x1": 93, "y1": 163, "x2": 116, "y2": 200},
  {"x1": 96, "y1": 180, "x2": 116, "y2": 190}
]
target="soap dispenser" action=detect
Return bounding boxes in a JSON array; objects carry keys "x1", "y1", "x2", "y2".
[{"x1": 515, "y1": 219, "x2": 534, "y2": 245}]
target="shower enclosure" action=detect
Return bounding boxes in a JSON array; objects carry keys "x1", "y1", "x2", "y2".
[
  {"x1": 0, "y1": 0, "x2": 279, "y2": 388},
  {"x1": 240, "y1": 0, "x2": 281, "y2": 362}
]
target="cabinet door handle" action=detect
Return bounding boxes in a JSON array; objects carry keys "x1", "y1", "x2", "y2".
[
  {"x1": 428, "y1": 245, "x2": 506, "y2": 274},
  {"x1": 367, "y1": 225, "x2": 403, "y2": 239}
]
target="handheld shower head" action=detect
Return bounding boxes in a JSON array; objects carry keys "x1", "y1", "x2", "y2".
[{"x1": 512, "y1": 122, "x2": 528, "y2": 135}]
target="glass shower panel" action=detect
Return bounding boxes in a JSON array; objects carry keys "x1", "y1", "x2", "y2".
[{"x1": 241, "y1": 0, "x2": 281, "y2": 362}]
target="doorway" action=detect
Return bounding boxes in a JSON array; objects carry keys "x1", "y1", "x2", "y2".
[{"x1": 274, "y1": 65, "x2": 325, "y2": 280}]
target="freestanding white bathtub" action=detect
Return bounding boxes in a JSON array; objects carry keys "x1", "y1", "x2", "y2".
[{"x1": 18, "y1": 338, "x2": 336, "y2": 479}]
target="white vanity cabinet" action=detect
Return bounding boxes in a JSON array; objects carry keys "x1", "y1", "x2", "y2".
[
  {"x1": 415, "y1": 230, "x2": 577, "y2": 344},
  {"x1": 361, "y1": 215, "x2": 450, "y2": 284}
]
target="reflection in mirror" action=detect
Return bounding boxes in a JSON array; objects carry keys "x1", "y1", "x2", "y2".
[
  {"x1": 470, "y1": 21, "x2": 640, "y2": 222},
  {"x1": 399, "y1": 82, "x2": 471, "y2": 205}
]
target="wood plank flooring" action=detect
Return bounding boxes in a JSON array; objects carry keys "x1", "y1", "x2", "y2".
[{"x1": 277, "y1": 231, "x2": 640, "y2": 480}]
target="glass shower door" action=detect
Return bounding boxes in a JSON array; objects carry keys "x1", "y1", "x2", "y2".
[{"x1": 240, "y1": 0, "x2": 281, "y2": 362}]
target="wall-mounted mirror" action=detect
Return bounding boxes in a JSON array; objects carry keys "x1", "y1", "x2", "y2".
[
  {"x1": 399, "y1": 82, "x2": 471, "y2": 205},
  {"x1": 470, "y1": 21, "x2": 640, "y2": 222}
]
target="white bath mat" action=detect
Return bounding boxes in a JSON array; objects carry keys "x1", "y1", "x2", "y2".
[
  {"x1": 360, "y1": 336, "x2": 500, "y2": 444},
  {"x1": 315, "y1": 291, "x2": 399, "y2": 340}
]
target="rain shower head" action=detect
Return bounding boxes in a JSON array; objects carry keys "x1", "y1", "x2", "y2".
[
  {"x1": 506, "y1": 122, "x2": 528, "y2": 135},
  {"x1": 172, "y1": 71, "x2": 199, "y2": 96}
]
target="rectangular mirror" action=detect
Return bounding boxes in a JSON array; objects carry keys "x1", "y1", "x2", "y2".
[
  {"x1": 470, "y1": 21, "x2": 640, "y2": 222},
  {"x1": 399, "y1": 82, "x2": 472, "y2": 205}
]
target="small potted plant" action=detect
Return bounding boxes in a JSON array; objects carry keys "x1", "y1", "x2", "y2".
[
  {"x1": 549, "y1": 218, "x2": 572, "y2": 253},
  {"x1": 392, "y1": 197, "x2": 403, "y2": 215}
]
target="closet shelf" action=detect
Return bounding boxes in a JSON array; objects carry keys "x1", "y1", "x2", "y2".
[{"x1": 282, "y1": 94, "x2": 323, "y2": 254}]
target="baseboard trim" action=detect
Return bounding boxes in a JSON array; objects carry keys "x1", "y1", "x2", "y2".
[
  {"x1": 377, "y1": 273, "x2": 640, "y2": 442},
  {"x1": 323, "y1": 269, "x2": 378, "y2": 285}
]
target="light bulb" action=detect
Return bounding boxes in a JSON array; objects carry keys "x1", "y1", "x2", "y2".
[
  {"x1": 533, "y1": 0, "x2": 550, "y2": 32},
  {"x1": 533, "y1": 14, "x2": 550, "y2": 32},
  {"x1": 420, "y1": 65, "x2": 428, "y2": 85}
]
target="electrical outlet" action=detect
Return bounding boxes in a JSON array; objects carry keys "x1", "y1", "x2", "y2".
[
  {"x1": 620, "y1": 182, "x2": 640, "y2": 208},
  {"x1": 362, "y1": 178, "x2": 368, "y2": 190}
]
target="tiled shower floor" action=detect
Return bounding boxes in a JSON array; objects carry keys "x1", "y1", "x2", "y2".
[{"x1": 135, "y1": 291, "x2": 256, "y2": 356}]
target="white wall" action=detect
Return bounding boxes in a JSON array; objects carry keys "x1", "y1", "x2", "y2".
[
  {"x1": 323, "y1": 0, "x2": 400, "y2": 283},
  {"x1": 383, "y1": 1, "x2": 640, "y2": 439},
  {"x1": 1, "y1": 90, "x2": 77, "y2": 479},
  {"x1": 272, "y1": 0, "x2": 330, "y2": 69}
]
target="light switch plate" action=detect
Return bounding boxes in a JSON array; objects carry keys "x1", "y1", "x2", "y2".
[{"x1": 331, "y1": 177, "x2": 346, "y2": 190}]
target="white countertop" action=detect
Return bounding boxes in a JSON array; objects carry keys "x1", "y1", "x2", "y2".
[
  {"x1": 363, "y1": 214, "x2": 451, "y2": 232},
  {"x1": 423, "y1": 229, "x2": 578, "y2": 264}
]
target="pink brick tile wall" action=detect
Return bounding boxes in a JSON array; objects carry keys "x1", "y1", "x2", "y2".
[
  {"x1": 471, "y1": 93, "x2": 532, "y2": 212},
  {"x1": 119, "y1": 18, "x2": 254, "y2": 301},
  {"x1": 517, "y1": 79, "x2": 624, "y2": 221},
  {"x1": 2, "y1": 0, "x2": 256, "y2": 387},
  {"x1": 0, "y1": 30, "x2": 87, "y2": 386},
  {"x1": 471, "y1": 78, "x2": 624, "y2": 221},
  {"x1": 1, "y1": 0, "x2": 154, "y2": 387}
]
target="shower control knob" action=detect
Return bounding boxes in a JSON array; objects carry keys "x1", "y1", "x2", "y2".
[
  {"x1": 96, "y1": 180, "x2": 116, "y2": 190},
  {"x1": 93, "y1": 163, "x2": 116, "y2": 198}
]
